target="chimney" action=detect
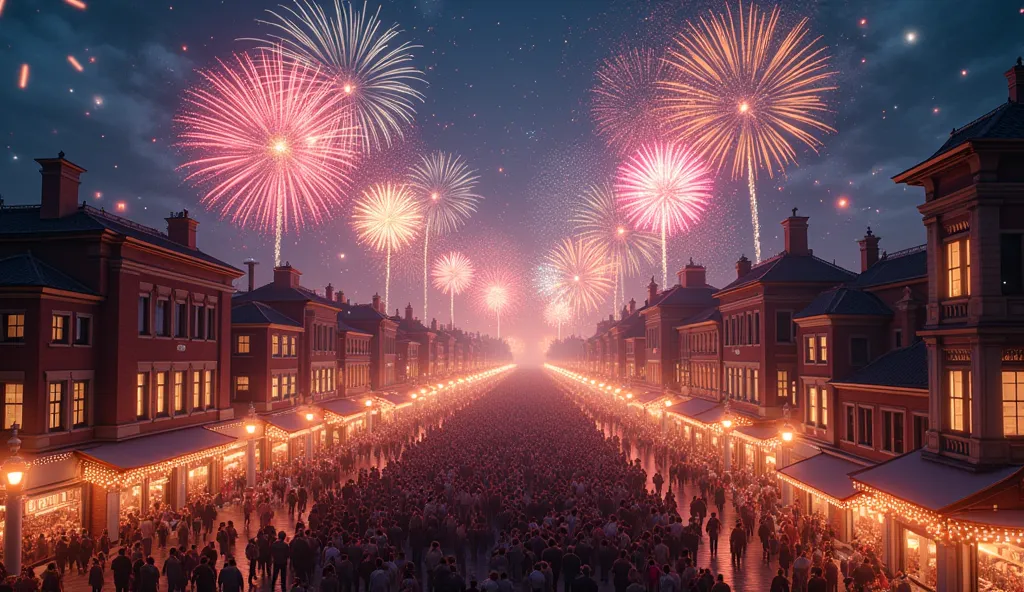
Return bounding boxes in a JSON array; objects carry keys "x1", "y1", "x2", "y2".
[
  {"x1": 629, "y1": 298, "x2": 636, "y2": 315},
  {"x1": 648, "y1": 277, "x2": 658, "y2": 304},
  {"x1": 273, "y1": 263, "x2": 301, "y2": 288},
  {"x1": 430, "y1": 318, "x2": 437, "y2": 331},
  {"x1": 736, "y1": 255, "x2": 752, "y2": 279},
  {"x1": 405, "y1": 303, "x2": 413, "y2": 321},
  {"x1": 325, "y1": 283, "x2": 334, "y2": 302},
  {"x1": 244, "y1": 259, "x2": 259, "y2": 292},
  {"x1": 166, "y1": 210, "x2": 199, "y2": 250},
  {"x1": 37, "y1": 152, "x2": 85, "y2": 220},
  {"x1": 782, "y1": 207, "x2": 811, "y2": 256},
  {"x1": 371, "y1": 293, "x2": 381, "y2": 312},
  {"x1": 857, "y1": 227, "x2": 881, "y2": 272},
  {"x1": 1007, "y1": 57, "x2": 1024, "y2": 103},
  {"x1": 621, "y1": 305, "x2": 628, "y2": 320},
  {"x1": 337, "y1": 290, "x2": 346, "y2": 304},
  {"x1": 678, "y1": 258, "x2": 707, "y2": 288}
]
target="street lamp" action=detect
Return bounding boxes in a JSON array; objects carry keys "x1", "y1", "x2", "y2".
[
  {"x1": 721, "y1": 398, "x2": 734, "y2": 473},
  {"x1": 779, "y1": 402, "x2": 794, "y2": 506},
  {"x1": 3, "y1": 424, "x2": 27, "y2": 575},
  {"x1": 244, "y1": 405, "x2": 258, "y2": 488}
]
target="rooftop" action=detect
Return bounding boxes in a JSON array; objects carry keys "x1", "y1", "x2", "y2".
[
  {"x1": 0, "y1": 252, "x2": 98, "y2": 295},
  {"x1": 233, "y1": 282, "x2": 341, "y2": 309},
  {"x1": 846, "y1": 245, "x2": 927, "y2": 290},
  {"x1": 718, "y1": 252, "x2": 856, "y2": 294},
  {"x1": 832, "y1": 340, "x2": 928, "y2": 390},
  {"x1": 794, "y1": 286, "x2": 894, "y2": 319},
  {"x1": 929, "y1": 100, "x2": 1024, "y2": 159},
  {"x1": 231, "y1": 301, "x2": 303, "y2": 327}
]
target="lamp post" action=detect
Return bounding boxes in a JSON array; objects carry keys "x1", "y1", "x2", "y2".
[
  {"x1": 779, "y1": 403, "x2": 795, "y2": 506},
  {"x1": 3, "y1": 424, "x2": 27, "y2": 576},
  {"x1": 721, "y1": 398, "x2": 734, "y2": 474},
  {"x1": 244, "y1": 405, "x2": 258, "y2": 489}
]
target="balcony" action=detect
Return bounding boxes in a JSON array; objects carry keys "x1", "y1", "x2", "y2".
[
  {"x1": 939, "y1": 432, "x2": 971, "y2": 457},
  {"x1": 941, "y1": 298, "x2": 968, "y2": 322}
]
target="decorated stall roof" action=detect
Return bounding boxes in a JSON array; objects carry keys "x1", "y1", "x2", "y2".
[{"x1": 778, "y1": 453, "x2": 865, "y2": 507}]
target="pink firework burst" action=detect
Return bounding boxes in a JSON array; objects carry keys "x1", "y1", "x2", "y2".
[
  {"x1": 176, "y1": 50, "x2": 358, "y2": 265},
  {"x1": 615, "y1": 142, "x2": 713, "y2": 287},
  {"x1": 591, "y1": 47, "x2": 667, "y2": 155}
]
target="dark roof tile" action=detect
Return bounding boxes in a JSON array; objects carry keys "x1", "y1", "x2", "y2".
[
  {"x1": 795, "y1": 287, "x2": 894, "y2": 319},
  {"x1": 847, "y1": 245, "x2": 927, "y2": 289},
  {"x1": 833, "y1": 340, "x2": 927, "y2": 390},
  {"x1": 718, "y1": 253, "x2": 856, "y2": 294},
  {"x1": 0, "y1": 252, "x2": 98, "y2": 294},
  {"x1": 930, "y1": 101, "x2": 1024, "y2": 159},
  {"x1": 230, "y1": 301, "x2": 302, "y2": 327}
]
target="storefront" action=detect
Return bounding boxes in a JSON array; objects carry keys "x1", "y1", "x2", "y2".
[
  {"x1": 977, "y1": 541, "x2": 1024, "y2": 592},
  {"x1": 777, "y1": 453, "x2": 865, "y2": 541},
  {"x1": 732, "y1": 424, "x2": 780, "y2": 475},
  {"x1": 320, "y1": 398, "x2": 371, "y2": 444},
  {"x1": 262, "y1": 409, "x2": 324, "y2": 464},
  {"x1": 903, "y1": 528, "x2": 938, "y2": 590},
  {"x1": 0, "y1": 484, "x2": 85, "y2": 566}
]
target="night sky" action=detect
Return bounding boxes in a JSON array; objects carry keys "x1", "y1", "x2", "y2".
[{"x1": 1, "y1": 0, "x2": 1022, "y2": 362}]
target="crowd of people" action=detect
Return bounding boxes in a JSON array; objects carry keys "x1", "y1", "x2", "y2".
[{"x1": 0, "y1": 369, "x2": 907, "y2": 592}]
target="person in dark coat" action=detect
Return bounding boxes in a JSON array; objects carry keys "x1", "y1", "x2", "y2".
[
  {"x1": 560, "y1": 547, "x2": 581, "y2": 592},
  {"x1": 218, "y1": 558, "x2": 244, "y2": 592},
  {"x1": 704, "y1": 513, "x2": 722, "y2": 557},
  {"x1": 111, "y1": 549, "x2": 134, "y2": 592},
  {"x1": 769, "y1": 569, "x2": 790, "y2": 592},
  {"x1": 271, "y1": 532, "x2": 291, "y2": 592},
  {"x1": 193, "y1": 557, "x2": 217, "y2": 592},
  {"x1": 89, "y1": 558, "x2": 105, "y2": 592},
  {"x1": 611, "y1": 551, "x2": 632, "y2": 592},
  {"x1": 139, "y1": 557, "x2": 161, "y2": 592},
  {"x1": 571, "y1": 566, "x2": 598, "y2": 592},
  {"x1": 41, "y1": 563, "x2": 63, "y2": 592},
  {"x1": 162, "y1": 548, "x2": 186, "y2": 592},
  {"x1": 807, "y1": 568, "x2": 827, "y2": 592},
  {"x1": 321, "y1": 565, "x2": 341, "y2": 592}
]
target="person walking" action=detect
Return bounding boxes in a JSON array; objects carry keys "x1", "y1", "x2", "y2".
[
  {"x1": 218, "y1": 558, "x2": 245, "y2": 592},
  {"x1": 112, "y1": 549, "x2": 133, "y2": 592},
  {"x1": 704, "y1": 514, "x2": 721, "y2": 557},
  {"x1": 89, "y1": 558, "x2": 105, "y2": 592},
  {"x1": 271, "y1": 532, "x2": 291, "y2": 592}
]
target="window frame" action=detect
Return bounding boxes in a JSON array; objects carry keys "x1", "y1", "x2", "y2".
[
  {"x1": 136, "y1": 372, "x2": 149, "y2": 419},
  {"x1": 48, "y1": 381, "x2": 65, "y2": 431},
  {"x1": 1, "y1": 312, "x2": 26, "y2": 344},
  {"x1": 804, "y1": 335, "x2": 817, "y2": 364},
  {"x1": 72, "y1": 380, "x2": 88, "y2": 428},
  {"x1": 948, "y1": 368, "x2": 971, "y2": 433},
  {"x1": 138, "y1": 294, "x2": 152, "y2": 336},
  {"x1": 945, "y1": 237, "x2": 971, "y2": 299},
  {"x1": 857, "y1": 405, "x2": 874, "y2": 447},
  {"x1": 881, "y1": 408, "x2": 906, "y2": 454},
  {"x1": 236, "y1": 334, "x2": 251, "y2": 355},
  {"x1": 74, "y1": 314, "x2": 92, "y2": 346},
  {"x1": 3, "y1": 383, "x2": 24, "y2": 429},
  {"x1": 1001, "y1": 369, "x2": 1024, "y2": 437},
  {"x1": 51, "y1": 312, "x2": 71, "y2": 345},
  {"x1": 843, "y1": 403, "x2": 856, "y2": 443},
  {"x1": 775, "y1": 311, "x2": 794, "y2": 343}
]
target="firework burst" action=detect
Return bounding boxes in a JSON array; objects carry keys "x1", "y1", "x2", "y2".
[
  {"x1": 352, "y1": 182, "x2": 422, "y2": 312},
  {"x1": 540, "y1": 238, "x2": 614, "y2": 319},
  {"x1": 591, "y1": 47, "x2": 668, "y2": 155},
  {"x1": 543, "y1": 299, "x2": 572, "y2": 340},
  {"x1": 660, "y1": 2, "x2": 836, "y2": 262},
  {"x1": 176, "y1": 50, "x2": 357, "y2": 266},
  {"x1": 409, "y1": 151, "x2": 481, "y2": 321},
  {"x1": 254, "y1": 0, "x2": 426, "y2": 154},
  {"x1": 573, "y1": 183, "x2": 658, "y2": 313},
  {"x1": 431, "y1": 251, "x2": 475, "y2": 326},
  {"x1": 475, "y1": 266, "x2": 518, "y2": 338},
  {"x1": 616, "y1": 142, "x2": 713, "y2": 287}
]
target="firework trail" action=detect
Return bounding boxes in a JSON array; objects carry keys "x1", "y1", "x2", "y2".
[
  {"x1": 352, "y1": 182, "x2": 422, "y2": 312},
  {"x1": 431, "y1": 251, "x2": 475, "y2": 327}
]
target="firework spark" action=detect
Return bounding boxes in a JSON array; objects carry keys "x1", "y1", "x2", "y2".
[
  {"x1": 176, "y1": 50, "x2": 356, "y2": 266},
  {"x1": 591, "y1": 48, "x2": 667, "y2": 155},
  {"x1": 409, "y1": 151, "x2": 481, "y2": 321},
  {"x1": 660, "y1": 2, "x2": 836, "y2": 262},
  {"x1": 18, "y1": 64, "x2": 29, "y2": 89},
  {"x1": 540, "y1": 238, "x2": 614, "y2": 319},
  {"x1": 352, "y1": 182, "x2": 422, "y2": 312},
  {"x1": 432, "y1": 251, "x2": 475, "y2": 326},
  {"x1": 615, "y1": 142, "x2": 713, "y2": 287},
  {"x1": 573, "y1": 183, "x2": 658, "y2": 313},
  {"x1": 476, "y1": 266, "x2": 517, "y2": 338},
  {"x1": 64, "y1": 0, "x2": 87, "y2": 9},
  {"x1": 543, "y1": 299, "x2": 572, "y2": 340},
  {"x1": 254, "y1": 0, "x2": 426, "y2": 154},
  {"x1": 67, "y1": 56, "x2": 84, "y2": 72}
]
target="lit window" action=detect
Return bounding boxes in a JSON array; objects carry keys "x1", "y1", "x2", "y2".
[
  {"x1": 946, "y1": 239, "x2": 970, "y2": 298},
  {"x1": 192, "y1": 370, "x2": 201, "y2": 409},
  {"x1": 807, "y1": 386, "x2": 818, "y2": 426},
  {"x1": 776, "y1": 370, "x2": 788, "y2": 401},
  {"x1": 204, "y1": 370, "x2": 213, "y2": 408},
  {"x1": 173, "y1": 371, "x2": 184, "y2": 413},
  {"x1": 949, "y1": 369, "x2": 971, "y2": 433},
  {"x1": 237, "y1": 335, "x2": 250, "y2": 354},
  {"x1": 817, "y1": 335, "x2": 828, "y2": 364},
  {"x1": 805, "y1": 335, "x2": 816, "y2": 363},
  {"x1": 2, "y1": 313, "x2": 25, "y2": 342},
  {"x1": 272, "y1": 335, "x2": 281, "y2": 357},
  {"x1": 51, "y1": 313, "x2": 69, "y2": 344},
  {"x1": 289, "y1": 336, "x2": 297, "y2": 357},
  {"x1": 236, "y1": 376, "x2": 249, "y2": 393},
  {"x1": 4, "y1": 384, "x2": 23, "y2": 429},
  {"x1": 72, "y1": 380, "x2": 87, "y2": 427},
  {"x1": 1002, "y1": 371, "x2": 1024, "y2": 437},
  {"x1": 271, "y1": 375, "x2": 280, "y2": 400},
  {"x1": 136, "y1": 373, "x2": 148, "y2": 419},
  {"x1": 155, "y1": 372, "x2": 167, "y2": 415},
  {"x1": 48, "y1": 382, "x2": 64, "y2": 430}
]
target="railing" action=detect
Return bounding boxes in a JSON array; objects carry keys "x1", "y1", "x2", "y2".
[
  {"x1": 940, "y1": 433, "x2": 971, "y2": 456},
  {"x1": 942, "y1": 299, "x2": 968, "y2": 321}
]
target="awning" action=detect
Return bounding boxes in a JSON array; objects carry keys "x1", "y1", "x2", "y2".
[
  {"x1": 778, "y1": 453, "x2": 865, "y2": 506},
  {"x1": 666, "y1": 398, "x2": 719, "y2": 420},
  {"x1": 733, "y1": 424, "x2": 781, "y2": 446},
  {"x1": 319, "y1": 398, "x2": 369, "y2": 420},
  {"x1": 629, "y1": 390, "x2": 664, "y2": 405},
  {"x1": 851, "y1": 449, "x2": 1023, "y2": 512},
  {"x1": 263, "y1": 410, "x2": 319, "y2": 434},
  {"x1": 79, "y1": 427, "x2": 236, "y2": 470},
  {"x1": 376, "y1": 392, "x2": 415, "y2": 408}
]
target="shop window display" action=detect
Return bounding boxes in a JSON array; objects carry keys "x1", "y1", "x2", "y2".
[
  {"x1": 904, "y1": 530, "x2": 937, "y2": 590},
  {"x1": 853, "y1": 505, "x2": 885, "y2": 564},
  {"x1": 979, "y1": 542, "x2": 1024, "y2": 592},
  {"x1": 0, "y1": 487, "x2": 83, "y2": 566},
  {"x1": 186, "y1": 464, "x2": 210, "y2": 502}
]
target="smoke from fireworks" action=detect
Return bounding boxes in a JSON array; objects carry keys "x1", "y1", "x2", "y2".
[
  {"x1": 176, "y1": 50, "x2": 357, "y2": 266},
  {"x1": 254, "y1": 0, "x2": 426, "y2": 153},
  {"x1": 540, "y1": 238, "x2": 614, "y2": 319},
  {"x1": 409, "y1": 151, "x2": 481, "y2": 321},
  {"x1": 432, "y1": 251, "x2": 475, "y2": 326},
  {"x1": 352, "y1": 182, "x2": 422, "y2": 312},
  {"x1": 572, "y1": 183, "x2": 658, "y2": 314},
  {"x1": 616, "y1": 142, "x2": 713, "y2": 287},
  {"x1": 591, "y1": 48, "x2": 667, "y2": 155},
  {"x1": 660, "y1": 2, "x2": 836, "y2": 262}
]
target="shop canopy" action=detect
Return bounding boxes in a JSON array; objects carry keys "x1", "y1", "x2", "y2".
[
  {"x1": 778, "y1": 453, "x2": 865, "y2": 506},
  {"x1": 850, "y1": 449, "x2": 1023, "y2": 512},
  {"x1": 733, "y1": 424, "x2": 781, "y2": 445},
  {"x1": 319, "y1": 398, "x2": 369, "y2": 420},
  {"x1": 376, "y1": 392, "x2": 415, "y2": 408},
  {"x1": 666, "y1": 398, "x2": 719, "y2": 421},
  {"x1": 263, "y1": 410, "x2": 319, "y2": 434},
  {"x1": 626, "y1": 390, "x2": 664, "y2": 405},
  {"x1": 79, "y1": 427, "x2": 236, "y2": 470}
]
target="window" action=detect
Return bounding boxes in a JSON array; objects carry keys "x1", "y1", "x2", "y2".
[
  {"x1": 236, "y1": 335, "x2": 251, "y2": 354},
  {"x1": 857, "y1": 406, "x2": 874, "y2": 446},
  {"x1": 174, "y1": 302, "x2": 188, "y2": 337},
  {"x1": 946, "y1": 239, "x2": 970, "y2": 298},
  {"x1": 236, "y1": 376, "x2": 249, "y2": 395},
  {"x1": 271, "y1": 375, "x2": 281, "y2": 400},
  {"x1": 844, "y1": 405, "x2": 855, "y2": 443},
  {"x1": 753, "y1": 312, "x2": 760, "y2": 345},
  {"x1": 173, "y1": 371, "x2": 184, "y2": 413},
  {"x1": 751, "y1": 369, "x2": 759, "y2": 403},
  {"x1": 821, "y1": 387, "x2": 829, "y2": 427},
  {"x1": 138, "y1": 295, "x2": 151, "y2": 335},
  {"x1": 192, "y1": 371, "x2": 201, "y2": 409},
  {"x1": 48, "y1": 382, "x2": 64, "y2": 430},
  {"x1": 136, "y1": 372, "x2": 149, "y2": 418},
  {"x1": 2, "y1": 313, "x2": 25, "y2": 343},
  {"x1": 882, "y1": 410, "x2": 905, "y2": 453},
  {"x1": 1001, "y1": 371, "x2": 1024, "y2": 437},
  {"x1": 807, "y1": 385, "x2": 818, "y2": 425},
  {"x1": 51, "y1": 313, "x2": 69, "y2": 344},
  {"x1": 817, "y1": 336, "x2": 828, "y2": 364},
  {"x1": 72, "y1": 380, "x2": 87, "y2": 427},
  {"x1": 272, "y1": 335, "x2": 281, "y2": 357},
  {"x1": 155, "y1": 372, "x2": 167, "y2": 416},
  {"x1": 776, "y1": 370, "x2": 789, "y2": 401},
  {"x1": 775, "y1": 311, "x2": 793, "y2": 343},
  {"x1": 204, "y1": 370, "x2": 213, "y2": 408},
  {"x1": 913, "y1": 415, "x2": 929, "y2": 450},
  {"x1": 206, "y1": 307, "x2": 216, "y2": 340},
  {"x1": 850, "y1": 337, "x2": 869, "y2": 367},
  {"x1": 949, "y1": 369, "x2": 971, "y2": 433},
  {"x1": 156, "y1": 300, "x2": 170, "y2": 337},
  {"x1": 74, "y1": 315, "x2": 91, "y2": 345},
  {"x1": 193, "y1": 305, "x2": 206, "y2": 339},
  {"x1": 1001, "y1": 234, "x2": 1023, "y2": 295},
  {"x1": 4, "y1": 384, "x2": 23, "y2": 429},
  {"x1": 804, "y1": 335, "x2": 817, "y2": 363},
  {"x1": 895, "y1": 329, "x2": 903, "y2": 349},
  {"x1": 289, "y1": 336, "x2": 297, "y2": 357}
]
